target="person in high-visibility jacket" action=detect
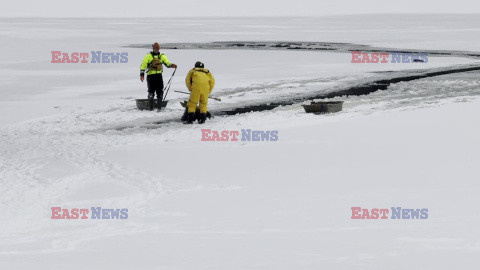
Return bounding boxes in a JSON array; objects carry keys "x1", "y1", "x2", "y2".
[
  {"x1": 140, "y1": 42, "x2": 177, "y2": 110},
  {"x1": 184, "y1": 61, "x2": 215, "y2": 124}
]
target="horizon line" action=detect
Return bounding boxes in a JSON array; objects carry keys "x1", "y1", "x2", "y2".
[{"x1": 1, "y1": 12, "x2": 480, "y2": 19}]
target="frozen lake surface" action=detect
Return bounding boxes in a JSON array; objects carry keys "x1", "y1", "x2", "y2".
[{"x1": 1, "y1": 15, "x2": 480, "y2": 270}]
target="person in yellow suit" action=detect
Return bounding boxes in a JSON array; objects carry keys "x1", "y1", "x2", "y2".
[
  {"x1": 184, "y1": 61, "x2": 215, "y2": 124},
  {"x1": 140, "y1": 42, "x2": 177, "y2": 110}
]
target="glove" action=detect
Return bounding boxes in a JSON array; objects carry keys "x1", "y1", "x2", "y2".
[
  {"x1": 171, "y1": 64, "x2": 177, "y2": 69},
  {"x1": 140, "y1": 75, "x2": 144, "y2": 82}
]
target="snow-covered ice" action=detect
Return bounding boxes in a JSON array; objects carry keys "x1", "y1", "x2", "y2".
[{"x1": 1, "y1": 15, "x2": 480, "y2": 269}]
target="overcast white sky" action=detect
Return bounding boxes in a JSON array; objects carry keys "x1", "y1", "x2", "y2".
[{"x1": 2, "y1": 0, "x2": 480, "y2": 17}]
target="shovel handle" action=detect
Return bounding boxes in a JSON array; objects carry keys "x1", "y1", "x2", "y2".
[{"x1": 174, "y1": 90, "x2": 221, "y2": 102}]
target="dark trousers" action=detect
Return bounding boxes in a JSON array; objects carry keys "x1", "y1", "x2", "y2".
[{"x1": 147, "y1": 73, "x2": 164, "y2": 100}]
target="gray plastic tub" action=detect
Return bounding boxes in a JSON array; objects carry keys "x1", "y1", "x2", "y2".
[
  {"x1": 302, "y1": 101, "x2": 344, "y2": 114},
  {"x1": 135, "y1": 99, "x2": 168, "y2": 110}
]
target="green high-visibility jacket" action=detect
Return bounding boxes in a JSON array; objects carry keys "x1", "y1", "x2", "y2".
[{"x1": 140, "y1": 52, "x2": 173, "y2": 76}]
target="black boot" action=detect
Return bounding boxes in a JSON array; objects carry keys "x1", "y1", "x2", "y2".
[
  {"x1": 180, "y1": 107, "x2": 188, "y2": 122},
  {"x1": 147, "y1": 93, "x2": 154, "y2": 111},
  {"x1": 198, "y1": 113, "x2": 207, "y2": 124},
  {"x1": 184, "y1": 113, "x2": 195, "y2": 124},
  {"x1": 156, "y1": 91, "x2": 164, "y2": 112}
]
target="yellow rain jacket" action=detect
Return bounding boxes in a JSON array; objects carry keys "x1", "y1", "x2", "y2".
[
  {"x1": 185, "y1": 68, "x2": 215, "y2": 113},
  {"x1": 140, "y1": 52, "x2": 173, "y2": 76}
]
